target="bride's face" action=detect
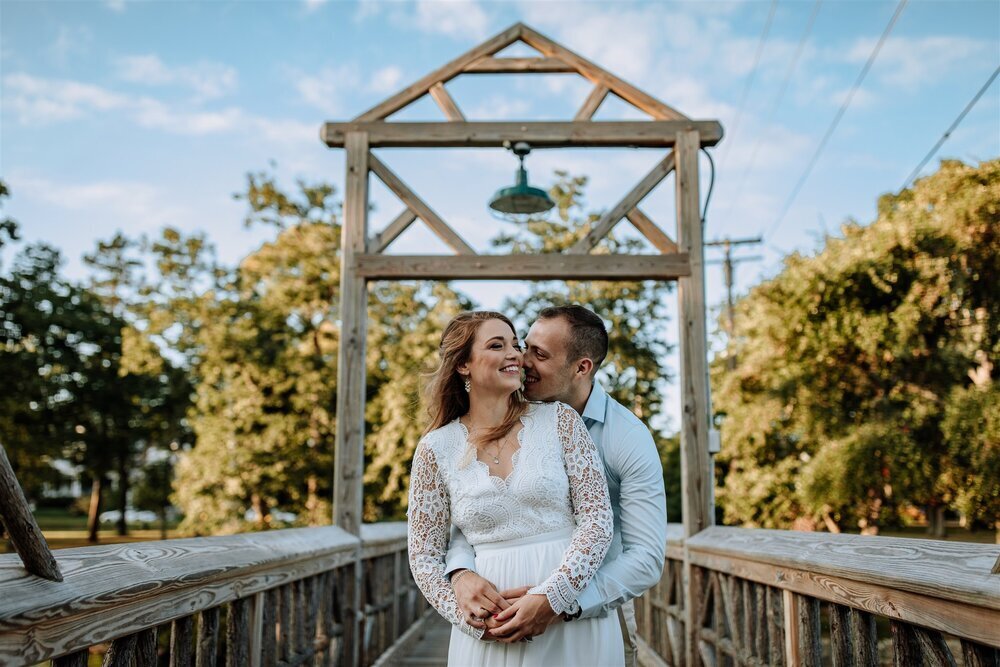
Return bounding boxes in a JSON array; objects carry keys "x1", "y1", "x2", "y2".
[{"x1": 459, "y1": 319, "x2": 523, "y2": 396}]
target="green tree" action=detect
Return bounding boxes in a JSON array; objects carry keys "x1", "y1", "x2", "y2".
[{"x1": 712, "y1": 159, "x2": 1000, "y2": 534}]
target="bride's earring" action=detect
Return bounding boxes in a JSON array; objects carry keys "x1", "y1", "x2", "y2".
[{"x1": 464, "y1": 377, "x2": 471, "y2": 393}]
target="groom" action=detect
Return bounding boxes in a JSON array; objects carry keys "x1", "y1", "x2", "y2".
[{"x1": 445, "y1": 304, "x2": 667, "y2": 665}]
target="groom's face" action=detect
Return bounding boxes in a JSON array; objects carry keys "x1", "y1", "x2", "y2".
[{"x1": 522, "y1": 317, "x2": 576, "y2": 403}]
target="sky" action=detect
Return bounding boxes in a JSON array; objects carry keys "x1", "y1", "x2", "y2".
[{"x1": 2, "y1": 0, "x2": 998, "y2": 431}]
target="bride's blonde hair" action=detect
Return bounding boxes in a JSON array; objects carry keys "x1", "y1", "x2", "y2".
[{"x1": 423, "y1": 311, "x2": 527, "y2": 445}]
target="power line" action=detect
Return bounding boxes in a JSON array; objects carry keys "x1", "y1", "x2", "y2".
[
  {"x1": 722, "y1": 0, "x2": 823, "y2": 224},
  {"x1": 766, "y1": 0, "x2": 908, "y2": 239},
  {"x1": 719, "y1": 0, "x2": 779, "y2": 171},
  {"x1": 901, "y1": 64, "x2": 1000, "y2": 189}
]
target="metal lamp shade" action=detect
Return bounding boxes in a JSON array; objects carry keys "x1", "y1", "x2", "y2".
[{"x1": 488, "y1": 166, "x2": 555, "y2": 215}]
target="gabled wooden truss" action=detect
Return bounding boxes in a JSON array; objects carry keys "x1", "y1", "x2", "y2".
[{"x1": 325, "y1": 23, "x2": 720, "y2": 665}]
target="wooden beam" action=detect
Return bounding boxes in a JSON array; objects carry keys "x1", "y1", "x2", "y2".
[
  {"x1": 322, "y1": 120, "x2": 724, "y2": 148},
  {"x1": 354, "y1": 24, "x2": 522, "y2": 121},
  {"x1": 464, "y1": 56, "x2": 576, "y2": 73},
  {"x1": 688, "y1": 550, "x2": 1000, "y2": 649},
  {"x1": 369, "y1": 208, "x2": 418, "y2": 254},
  {"x1": 574, "y1": 84, "x2": 609, "y2": 121},
  {"x1": 367, "y1": 154, "x2": 476, "y2": 255},
  {"x1": 428, "y1": 83, "x2": 465, "y2": 121},
  {"x1": 354, "y1": 253, "x2": 690, "y2": 280},
  {"x1": 519, "y1": 23, "x2": 689, "y2": 121},
  {"x1": 569, "y1": 152, "x2": 675, "y2": 254},
  {"x1": 0, "y1": 444, "x2": 62, "y2": 581},
  {"x1": 335, "y1": 131, "x2": 369, "y2": 537},
  {"x1": 626, "y1": 207, "x2": 679, "y2": 254},
  {"x1": 676, "y1": 128, "x2": 712, "y2": 667}
]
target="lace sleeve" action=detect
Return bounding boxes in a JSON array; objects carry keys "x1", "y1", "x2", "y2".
[
  {"x1": 407, "y1": 439, "x2": 485, "y2": 639},
  {"x1": 527, "y1": 403, "x2": 614, "y2": 614}
]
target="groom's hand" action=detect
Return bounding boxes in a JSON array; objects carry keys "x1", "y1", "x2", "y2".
[
  {"x1": 451, "y1": 570, "x2": 510, "y2": 629},
  {"x1": 488, "y1": 593, "x2": 557, "y2": 643}
]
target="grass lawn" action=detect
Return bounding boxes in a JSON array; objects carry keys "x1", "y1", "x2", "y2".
[{"x1": 0, "y1": 508, "x2": 182, "y2": 553}]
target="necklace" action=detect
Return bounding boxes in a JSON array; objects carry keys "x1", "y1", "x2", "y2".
[{"x1": 462, "y1": 420, "x2": 511, "y2": 465}]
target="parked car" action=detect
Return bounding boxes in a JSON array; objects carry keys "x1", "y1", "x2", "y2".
[
  {"x1": 244, "y1": 508, "x2": 297, "y2": 523},
  {"x1": 98, "y1": 508, "x2": 159, "y2": 524}
]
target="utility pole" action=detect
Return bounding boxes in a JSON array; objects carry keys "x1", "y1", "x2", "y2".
[{"x1": 706, "y1": 236, "x2": 763, "y2": 367}]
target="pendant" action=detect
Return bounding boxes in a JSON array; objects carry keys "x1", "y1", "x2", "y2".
[{"x1": 492, "y1": 457, "x2": 500, "y2": 464}]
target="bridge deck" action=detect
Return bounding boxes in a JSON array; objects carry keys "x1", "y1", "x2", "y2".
[{"x1": 386, "y1": 614, "x2": 450, "y2": 667}]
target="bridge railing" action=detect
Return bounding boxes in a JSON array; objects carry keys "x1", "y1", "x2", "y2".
[
  {"x1": 0, "y1": 522, "x2": 424, "y2": 667},
  {"x1": 635, "y1": 524, "x2": 1000, "y2": 667}
]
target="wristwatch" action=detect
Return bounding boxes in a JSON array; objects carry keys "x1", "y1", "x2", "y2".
[{"x1": 561, "y1": 600, "x2": 582, "y2": 622}]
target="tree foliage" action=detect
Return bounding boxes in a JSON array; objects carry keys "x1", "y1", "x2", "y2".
[{"x1": 712, "y1": 159, "x2": 999, "y2": 532}]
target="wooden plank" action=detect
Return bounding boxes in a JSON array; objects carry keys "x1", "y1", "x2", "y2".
[
  {"x1": 354, "y1": 253, "x2": 690, "y2": 280},
  {"x1": 768, "y1": 585, "x2": 784, "y2": 665},
  {"x1": 569, "y1": 152, "x2": 675, "y2": 253},
  {"x1": 798, "y1": 596, "x2": 823, "y2": 667},
  {"x1": 675, "y1": 128, "x2": 714, "y2": 542},
  {"x1": 849, "y1": 607, "x2": 878, "y2": 666},
  {"x1": 0, "y1": 528, "x2": 358, "y2": 665},
  {"x1": 574, "y1": 84, "x2": 609, "y2": 121},
  {"x1": 322, "y1": 120, "x2": 724, "y2": 148},
  {"x1": 370, "y1": 209, "x2": 418, "y2": 254},
  {"x1": 782, "y1": 590, "x2": 802, "y2": 667},
  {"x1": 353, "y1": 24, "x2": 522, "y2": 121},
  {"x1": 225, "y1": 597, "x2": 250, "y2": 667},
  {"x1": 277, "y1": 584, "x2": 291, "y2": 662},
  {"x1": 892, "y1": 621, "x2": 921, "y2": 667},
  {"x1": 367, "y1": 153, "x2": 475, "y2": 255},
  {"x1": 463, "y1": 56, "x2": 576, "y2": 73},
  {"x1": 260, "y1": 590, "x2": 276, "y2": 667},
  {"x1": 0, "y1": 444, "x2": 62, "y2": 581},
  {"x1": 687, "y1": 550, "x2": 1000, "y2": 648},
  {"x1": 753, "y1": 583, "x2": 767, "y2": 659},
  {"x1": 829, "y1": 605, "x2": 852, "y2": 667},
  {"x1": 171, "y1": 614, "x2": 194, "y2": 667},
  {"x1": 428, "y1": 83, "x2": 465, "y2": 121},
  {"x1": 627, "y1": 208, "x2": 680, "y2": 254},
  {"x1": 53, "y1": 650, "x2": 89, "y2": 667},
  {"x1": 249, "y1": 591, "x2": 264, "y2": 667},
  {"x1": 196, "y1": 607, "x2": 219, "y2": 667},
  {"x1": 519, "y1": 23, "x2": 689, "y2": 121},
  {"x1": 684, "y1": 526, "x2": 1000, "y2": 611},
  {"x1": 334, "y1": 130, "x2": 370, "y2": 538},
  {"x1": 961, "y1": 639, "x2": 1000, "y2": 667},
  {"x1": 136, "y1": 627, "x2": 157, "y2": 667},
  {"x1": 913, "y1": 626, "x2": 959, "y2": 667},
  {"x1": 103, "y1": 632, "x2": 138, "y2": 667}
]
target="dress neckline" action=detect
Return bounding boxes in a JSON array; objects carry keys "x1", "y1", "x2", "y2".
[{"x1": 454, "y1": 411, "x2": 529, "y2": 486}]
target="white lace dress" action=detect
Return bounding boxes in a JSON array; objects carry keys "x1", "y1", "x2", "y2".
[{"x1": 408, "y1": 401, "x2": 624, "y2": 667}]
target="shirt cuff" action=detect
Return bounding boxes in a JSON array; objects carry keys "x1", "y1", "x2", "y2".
[
  {"x1": 444, "y1": 553, "x2": 477, "y2": 578},
  {"x1": 574, "y1": 582, "x2": 606, "y2": 619}
]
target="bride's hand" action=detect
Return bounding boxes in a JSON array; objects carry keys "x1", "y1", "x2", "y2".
[{"x1": 452, "y1": 570, "x2": 510, "y2": 630}]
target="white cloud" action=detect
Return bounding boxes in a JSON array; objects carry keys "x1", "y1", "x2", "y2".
[
  {"x1": 292, "y1": 65, "x2": 360, "y2": 115},
  {"x1": 114, "y1": 54, "x2": 239, "y2": 100},
  {"x1": 4, "y1": 73, "x2": 130, "y2": 123},
  {"x1": 103, "y1": 0, "x2": 126, "y2": 12},
  {"x1": 354, "y1": 0, "x2": 491, "y2": 40},
  {"x1": 13, "y1": 174, "x2": 191, "y2": 232},
  {"x1": 369, "y1": 65, "x2": 404, "y2": 94},
  {"x1": 844, "y1": 35, "x2": 994, "y2": 91},
  {"x1": 466, "y1": 96, "x2": 531, "y2": 121},
  {"x1": 51, "y1": 26, "x2": 93, "y2": 64},
  {"x1": 303, "y1": 0, "x2": 327, "y2": 13},
  {"x1": 413, "y1": 0, "x2": 491, "y2": 40}
]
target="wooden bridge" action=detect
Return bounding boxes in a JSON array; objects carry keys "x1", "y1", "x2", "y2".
[
  {"x1": 1, "y1": 519, "x2": 998, "y2": 666},
  {"x1": 2, "y1": 21, "x2": 999, "y2": 667}
]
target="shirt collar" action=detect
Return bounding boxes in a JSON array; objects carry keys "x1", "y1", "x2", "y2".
[{"x1": 581, "y1": 381, "x2": 608, "y2": 425}]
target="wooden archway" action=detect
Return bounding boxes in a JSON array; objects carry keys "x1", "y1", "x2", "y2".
[{"x1": 323, "y1": 22, "x2": 721, "y2": 663}]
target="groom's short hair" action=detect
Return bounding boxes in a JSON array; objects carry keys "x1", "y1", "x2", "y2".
[{"x1": 538, "y1": 305, "x2": 608, "y2": 373}]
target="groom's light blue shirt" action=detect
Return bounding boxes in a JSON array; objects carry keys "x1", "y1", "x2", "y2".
[{"x1": 443, "y1": 382, "x2": 668, "y2": 619}]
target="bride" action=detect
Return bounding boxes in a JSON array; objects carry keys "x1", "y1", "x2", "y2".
[{"x1": 407, "y1": 311, "x2": 624, "y2": 666}]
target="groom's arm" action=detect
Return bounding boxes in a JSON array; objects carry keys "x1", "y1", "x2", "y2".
[
  {"x1": 574, "y1": 424, "x2": 666, "y2": 619},
  {"x1": 444, "y1": 524, "x2": 477, "y2": 577}
]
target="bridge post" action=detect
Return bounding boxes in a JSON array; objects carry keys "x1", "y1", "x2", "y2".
[
  {"x1": 675, "y1": 128, "x2": 715, "y2": 667},
  {"x1": 335, "y1": 130, "x2": 370, "y2": 665}
]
